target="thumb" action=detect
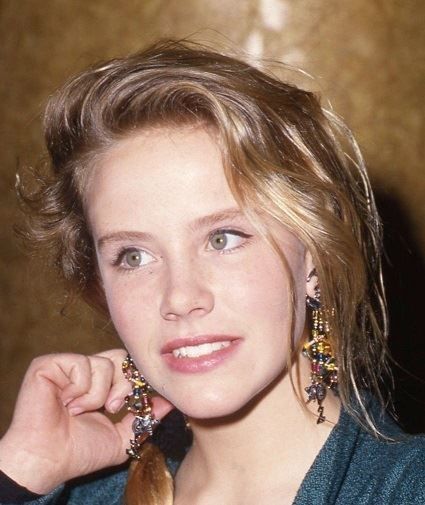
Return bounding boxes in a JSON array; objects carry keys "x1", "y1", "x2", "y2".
[{"x1": 152, "y1": 395, "x2": 175, "y2": 420}]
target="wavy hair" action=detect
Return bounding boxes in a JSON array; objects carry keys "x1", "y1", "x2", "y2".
[{"x1": 19, "y1": 40, "x2": 392, "y2": 505}]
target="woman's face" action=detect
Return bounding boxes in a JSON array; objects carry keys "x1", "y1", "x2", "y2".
[{"x1": 86, "y1": 126, "x2": 310, "y2": 419}]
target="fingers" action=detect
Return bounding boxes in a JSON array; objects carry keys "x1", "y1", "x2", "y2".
[
  {"x1": 65, "y1": 356, "x2": 114, "y2": 415},
  {"x1": 96, "y1": 350, "x2": 176, "y2": 417},
  {"x1": 94, "y1": 350, "x2": 175, "y2": 418},
  {"x1": 26, "y1": 351, "x2": 128, "y2": 416},
  {"x1": 96, "y1": 349, "x2": 132, "y2": 414},
  {"x1": 24, "y1": 354, "x2": 94, "y2": 412},
  {"x1": 65, "y1": 349, "x2": 130, "y2": 415},
  {"x1": 152, "y1": 395, "x2": 175, "y2": 420},
  {"x1": 26, "y1": 350, "x2": 174, "y2": 421}
]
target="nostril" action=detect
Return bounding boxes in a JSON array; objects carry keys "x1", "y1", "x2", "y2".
[
  {"x1": 160, "y1": 289, "x2": 214, "y2": 321},
  {"x1": 159, "y1": 267, "x2": 215, "y2": 320}
]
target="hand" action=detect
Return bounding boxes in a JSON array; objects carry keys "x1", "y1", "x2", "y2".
[{"x1": 0, "y1": 350, "x2": 173, "y2": 494}]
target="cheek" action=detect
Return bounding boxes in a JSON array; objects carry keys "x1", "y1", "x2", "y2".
[
  {"x1": 237, "y1": 252, "x2": 290, "y2": 309},
  {"x1": 102, "y1": 279, "x2": 157, "y2": 348},
  {"x1": 246, "y1": 248, "x2": 307, "y2": 345}
]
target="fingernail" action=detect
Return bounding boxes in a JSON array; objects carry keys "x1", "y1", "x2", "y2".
[
  {"x1": 109, "y1": 399, "x2": 124, "y2": 414},
  {"x1": 68, "y1": 407, "x2": 84, "y2": 416}
]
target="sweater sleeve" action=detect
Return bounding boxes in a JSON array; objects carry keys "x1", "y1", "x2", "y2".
[
  {"x1": 0, "y1": 465, "x2": 129, "y2": 505},
  {"x1": 0, "y1": 471, "x2": 64, "y2": 505}
]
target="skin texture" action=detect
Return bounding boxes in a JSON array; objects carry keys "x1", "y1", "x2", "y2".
[
  {"x1": 0, "y1": 349, "x2": 173, "y2": 494},
  {"x1": 86, "y1": 126, "x2": 340, "y2": 505},
  {"x1": 89, "y1": 126, "x2": 309, "y2": 420},
  {"x1": 0, "y1": 125, "x2": 341, "y2": 504}
]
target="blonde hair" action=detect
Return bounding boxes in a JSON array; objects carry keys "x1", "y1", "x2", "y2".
[{"x1": 20, "y1": 40, "x2": 391, "y2": 504}]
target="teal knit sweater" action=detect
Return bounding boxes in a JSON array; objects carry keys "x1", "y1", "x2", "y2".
[{"x1": 2, "y1": 406, "x2": 425, "y2": 504}]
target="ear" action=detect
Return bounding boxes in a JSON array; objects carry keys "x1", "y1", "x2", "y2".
[{"x1": 305, "y1": 250, "x2": 318, "y2": 299}]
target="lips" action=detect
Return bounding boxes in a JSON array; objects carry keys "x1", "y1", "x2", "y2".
[
  {"x1": 161, "y1": 335, "x2": 242, "y2": 373},
  {"x1": 171, "y1": 341, "x2": 231, "y2": 358}
]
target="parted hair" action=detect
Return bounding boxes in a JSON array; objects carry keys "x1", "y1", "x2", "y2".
[{"x1": 20, "y1": 40, "x2": 391, "y2": 505}]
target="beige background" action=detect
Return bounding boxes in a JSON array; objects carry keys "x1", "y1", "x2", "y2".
[{"x1": 1, "y1": 0, "x2": 424, "y2": 435}]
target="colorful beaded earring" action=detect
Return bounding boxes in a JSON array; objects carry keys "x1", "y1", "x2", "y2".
[
  {"x1": 302, "y1": 270, "x2": 338, "y2": 423},
  {"x1": 122, "y1": 354, "x2": 159, "y2": 459}
]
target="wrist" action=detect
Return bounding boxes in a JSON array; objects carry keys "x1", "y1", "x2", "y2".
[
  {"x1": 0, "y1": 469, "x2": 44, "y2": 502},
  {"x1": 0, "y1": 436, "x2": 64, "y2": 495}
]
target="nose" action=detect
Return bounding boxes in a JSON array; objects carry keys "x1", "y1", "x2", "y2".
[{"x1": 159, "y1": 259, "x2": 214, "y2": 321}]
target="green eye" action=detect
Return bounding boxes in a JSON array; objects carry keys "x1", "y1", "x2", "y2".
[
  {"x1": 124, "y1": 250, "x2": 142, "y2": 267},
  {"x1": 114, "y1": 247, "x2": 155, "y2": 270},
  {"x1": 208, "y1": 229, "x2": 252, "y2": 252},
  {"x1": 210, "y1": 231, "x2": 228, "y2": 250}
]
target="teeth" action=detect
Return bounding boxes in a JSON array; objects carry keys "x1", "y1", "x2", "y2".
[{"x1": 172, "y1": 341, "x2": 231, "y2": 358}]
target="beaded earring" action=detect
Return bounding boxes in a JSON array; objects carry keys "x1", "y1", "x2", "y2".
[
  {"x1": 303, "y1": 270, "x2": 338, "y2": 423},
  {"x1": 122, "y1": 354, "x2": 159, "y2": 459}
]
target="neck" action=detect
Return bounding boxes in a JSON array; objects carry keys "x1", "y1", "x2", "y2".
[{"x1": 174, "y1": 359, "x2": 341, "y2": 504}]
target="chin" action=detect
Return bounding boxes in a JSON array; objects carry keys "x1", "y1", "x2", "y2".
[{"x1": 170, "y1": 387, "x2": 263, "y2": 421}]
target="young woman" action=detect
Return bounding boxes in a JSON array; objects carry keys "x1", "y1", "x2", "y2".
[{"x1": 0, "y1": 40, "x2": 424, "y2": 505}]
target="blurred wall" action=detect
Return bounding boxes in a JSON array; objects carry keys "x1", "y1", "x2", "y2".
[{"x1": 1, "y1": 0, "x2": 424, "y2": 434}]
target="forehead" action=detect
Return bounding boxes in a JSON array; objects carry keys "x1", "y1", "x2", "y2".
[{"x1": 84, "y1": 126, "x2": 239, "y2": 234}]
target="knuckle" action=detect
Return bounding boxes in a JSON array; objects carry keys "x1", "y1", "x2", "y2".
[
  {"x1": 91, "y1": 355, "x2": 115, "y2": 374},
  {"x1": 96, "y1": 348, "x2": 127, "y2": 362},
  {"x1": 29, "y1": 353, "x2": 91, "y2": 376},
  {"x1": 30, "y1": 354, "x2": 50, "y2": 368},
  {"x1": 29, "y1": 353, "x2": 58, "y2": 372}
]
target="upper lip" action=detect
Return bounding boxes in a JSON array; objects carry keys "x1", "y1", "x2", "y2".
[{"x1": 161, "y1": 334, "x2": 240, "y2": 354}]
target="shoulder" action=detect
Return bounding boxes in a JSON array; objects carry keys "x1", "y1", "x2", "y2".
[
  {"x1": 363, "y1": 429, "x2": 425, "y2": 488},
  {"x1": 340, "y1": 416, "x2": 425, "y2": 504}
]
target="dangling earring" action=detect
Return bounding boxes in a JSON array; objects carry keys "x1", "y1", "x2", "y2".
[
  {"x1": 122, "y1": 354, "x2": 159, "y2": 459},
  {"x1": 303, "y1": 270, "x2": 338, "y2": 424}
]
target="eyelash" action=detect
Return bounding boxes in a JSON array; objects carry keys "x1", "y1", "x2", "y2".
[
  {"x1": 207, "y1": 228, "x2": 253, "y2": 253},
  {"x1": 111, "y1": 247, "x2": 153, "y2": 271},
  {"x1": 110, "y1": 228, "x2": 253, "y2": 271}
]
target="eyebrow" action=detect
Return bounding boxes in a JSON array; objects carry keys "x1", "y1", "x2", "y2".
[
  {"x1": 96, "y1": 207, "x2": 245, "y2": 250},
  {"x1": 97, "y1": 230, "x2": 155, "y2": 250},
  {"x1": 188, "y1": 207, "x2": 245, "y2": 232}
]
